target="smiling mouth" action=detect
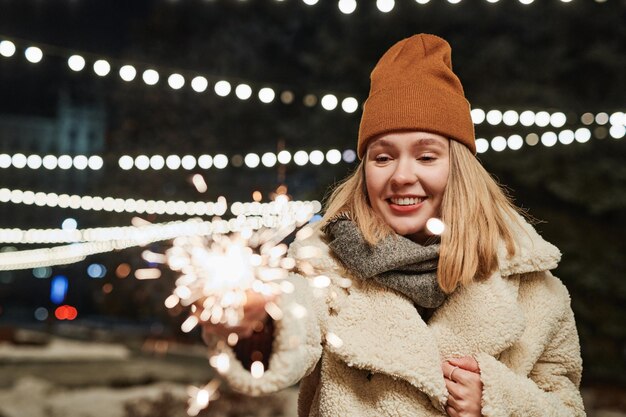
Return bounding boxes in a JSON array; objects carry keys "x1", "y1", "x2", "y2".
[{"x1": 388, "y1": 197, "x2": 426, "y2": 206}]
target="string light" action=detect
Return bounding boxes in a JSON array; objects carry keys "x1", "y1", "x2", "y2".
[
  {"x1": 474, "y1": 127, "x2": 597, "y2": 153},
  {"x1": 338, "y1": 0, "x2": 357, "y2": 14},
  {"x1": 376, "y1": 0, "x2": 395, "y2": 13},
  {"x1": 0, "y1": 187, "x2": 228, "y2": 216},
  {"x1": 0, "y1": 186, "x2": 321, "y2": 221},
  {"x1": 0, "y1": 153, "x2": 104, "y2": 171},
  {"x1": 142, "y1": 69, "x2": 159, "y2": 85},
  {"x1": 191, "y1": 76, "x2": 208, "y2": 93},
  {"x1": 235, "y1": 84, "x2": 252, "y2": 100},
  {"x1": 0, "y1": 201, "x2": 322, "y2": 270},
  {"x1": 258, "y1": 87, "x2": 276, "y2": 103},
  {"x1": 119, "y1": 65, "x2": 137, "y2": 82},
  {"x1": 24, "y1": 46, "x2": 43, "y2": 63},
  {"x1": 93, "y1": 59, "x2": 111, "y2": 77},
  {"x1": 67, "y1": 55, "x2": 86, "y2": 72},
  {"x1": 321, "y1": 94, "x2": 338, "y2": 111},
  {"x1": 1, "y1": 37, "x2": 620, "y2": 123},
  {"x1": 0, "y1": 40, "x2": 16, "y2": 57},
  {"x1": 1, "y1": 112, "x2": 621, "y2": 177},
  {"x1": 214, "y1": 80, "x2": 231, "y2": 97},
  {"x1": 168, "y1": 73, "x2": 185, "y2": 90}
]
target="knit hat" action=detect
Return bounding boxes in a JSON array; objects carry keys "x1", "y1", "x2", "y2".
[{"x1": 357, "y1": 34, "x2": 475, "y2": 158}]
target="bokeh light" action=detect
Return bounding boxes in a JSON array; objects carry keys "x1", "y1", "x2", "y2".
[
  {"x1": 213, "y1": 154, "x2": 228, "y2": 169},
  {"x1": 325, "y1": 149, "x2": 342, "y2": 164},
  {"x1": 115, "y1": 263, "x2": 131, "y2": 279},
  {"x1": 261, "y1": 152, "x2": 277, "y2": 167},
  {"x1": 93, "y1": 59, "x2": 111, "y2": 76},
  {"x1": 61, "y1": 218, "x2": 78, "y2": 230},
  {"x1": 244, "y1": 153, "x2": 260, "y2": 168},
  {"x1": 309, "y1": 150, "x2": 324, "y2": 165},
  {"x1": 471, "y1": 108, "x2": 485, "y2": 124},
  {"x1": 181, "y1": 155, "x2": 197, "y2": 170},
  {"x1": 475, "y1": 138, "x2": 489, "y2": 154},
  {"x1": 258, "y1": 87, "x2": 275, "y2": 103},
  {"x1": 342, "y1": 149, "x2": 357, "y2": 163},
  {"x1": 87, "y1": 263, "x2": 107, "y2": 279},
  {"x1": 321, "y1": 94, "x2": 338, "y2": 111},
  {"x1": 541, "y1": 132, "x2": 558, "y2": 147},
  {"x1": 214, "y1": 80, "x2": 231, "y2": 97},
  {"x1": 507, "y1": 135, "x2": 524, "y2": 150},
  {"x1": 119, "y1": 65, "x2": 137, "y2": 82},
  {"x1": 338, "y1": 0, "x2": 357, "y2": 14},
  {"x1": 191, "y1": 76, "x2": 208, "y2": 93},
  {"x1": 142, "y1": 69, "x2": 159, "y2": 85},
  {"x1": 293, "y1": 150, "x2": 309, "y2": 166},
  {"x1": 34, "y1": 307, "x2": 48, "y2": 321},
  {"x1": 341, "y1": 97, "x2": 359, "y2": 113},
  {"x1": 166, "y1": 155, "x2": 182, "y2": 170},
  {"x1": 68, "y1": 55, "x2": 86, "y2": 71},
  {"x1": 376, "y1": 0, "x2": 395, "y2": 12},
  {"x1": 198, "y1": 154, "x2": 213, "y2": 169},
  {"x1": 491, "y1": 136, "x2": 507, "y2": 152},
  {"x1": 0, "y1": 40, "x2": 16, "y2": 57},
  {"x1": 277, "y1": 150, "x2": 291, "y2": 164},
  {"x1": 168, "y1": 73, "x2": 185, "y2": 89},
  {"x1": 24, "y1": 46, "x2": 43, "y2": 63}
]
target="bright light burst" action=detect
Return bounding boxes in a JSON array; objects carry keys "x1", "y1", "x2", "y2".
[
  {"x1": 162, "y1": 224, "x2": 311, "y2": 328},
  {"x1": 156, "y1": 200, "x2": 316, "y2": 415},
  {"x1": 187, "y1": 380, "x2": 220, "y2": 416}
]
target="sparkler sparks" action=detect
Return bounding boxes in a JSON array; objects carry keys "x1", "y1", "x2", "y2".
[
  {"x1": 187, "y1": 380, "x2": 220, "y2": 417},
  {"x1": 152, "y1": 200, "x2": 317, "y2": 415}
]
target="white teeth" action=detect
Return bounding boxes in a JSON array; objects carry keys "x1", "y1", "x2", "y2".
[{"x1": 390, "y1": 197, "x2": 424, "y2": 206}]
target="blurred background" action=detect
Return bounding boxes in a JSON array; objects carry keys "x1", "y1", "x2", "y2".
[{"x1": 0, "y1": 0, "x2": 624, "y2": 416}]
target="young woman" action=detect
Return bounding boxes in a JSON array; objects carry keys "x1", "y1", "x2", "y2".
[{"x1": 203, "y1": 34, "x2": 585, "y2": 416}]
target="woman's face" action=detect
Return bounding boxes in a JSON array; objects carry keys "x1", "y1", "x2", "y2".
[{"x1": 365, "y1": 131, "x2": 450, "y2": 243}]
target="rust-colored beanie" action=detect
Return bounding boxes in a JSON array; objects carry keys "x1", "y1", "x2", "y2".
[{"x1": 357, "y1": 34, "x2": 475, "y2": 158}]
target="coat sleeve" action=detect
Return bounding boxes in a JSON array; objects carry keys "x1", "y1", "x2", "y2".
[
  {"x1": 476, "y1": 303, "x2": 585, "y2": 417},
  {"x1": 203, "y1": 272, "x2": 323, "y2": 396}
]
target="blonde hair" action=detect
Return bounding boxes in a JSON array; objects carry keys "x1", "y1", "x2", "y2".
[{"x1": 320, "y1": 139, "x2": 523, "y2": 294}]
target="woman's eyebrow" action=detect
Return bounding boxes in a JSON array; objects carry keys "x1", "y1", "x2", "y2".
[
  {"x1": 411, "y1": 138, "x2": 446, "y2": 149},
  {"x1": 370, "y1": 137, "x2": 446, "y2": 150},
  {"x1": 369, "y1": 139, "x2": 395, "y2": 149}
]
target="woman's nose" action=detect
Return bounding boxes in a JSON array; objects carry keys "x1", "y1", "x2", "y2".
[{"x1": 390, "y1": 158, "x2": 418, "y2": 187}]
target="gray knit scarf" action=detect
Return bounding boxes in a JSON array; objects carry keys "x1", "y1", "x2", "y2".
[{"x1": 323, "y1": 215, "x2": 446, "y2": 312}]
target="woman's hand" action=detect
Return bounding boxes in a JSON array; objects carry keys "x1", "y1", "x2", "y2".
[
  {"x1": 200, "y1": 290, "x2": 274, "y2": 343},
  {"x1": 441, "y1": 356, "x2": 483, "y2": 417}
]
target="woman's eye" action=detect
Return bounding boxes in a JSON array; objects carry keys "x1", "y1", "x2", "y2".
[
  {"x1": 375, "y1": 155, "x2": 391, "y2": 163},
  {"x1": 418, "y1": 155, "x2": 436, "y2": 162}
]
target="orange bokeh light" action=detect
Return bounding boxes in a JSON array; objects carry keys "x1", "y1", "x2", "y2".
[
  {"x1": 115, "y1": 263, "x2": 131, "y2": 279},
  {"x1": 55, "y1": 305, "x2": 78, "y2": 320}
]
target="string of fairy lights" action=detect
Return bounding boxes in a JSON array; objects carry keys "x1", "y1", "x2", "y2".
[
  {"x1": 0, "y1": 196, "x2": 321, "y2": 269},
  {"x1": 0, "y1": 121, "x2": 624, "y2": 172},
  {"x1": 0, "y1": 186, "x2": 322, "y2": 218},
  {"x1": 331, "y1": 0, "x2": 609, "y2": 14},
  {"x1": 1, "y1": 36, "x2": 623, "y2": 131},
  {"x1": 0, "y1": 37, "x2": 361, "y2": 114}
]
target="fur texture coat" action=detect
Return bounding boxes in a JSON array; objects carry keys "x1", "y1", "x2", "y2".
[{"x1": 205, "y1": 218, "x2": 585, "y2": 416}]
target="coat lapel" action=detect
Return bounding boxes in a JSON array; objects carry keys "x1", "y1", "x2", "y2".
[
  {"x1": 429, "y1": 271, "x2": 525, "y2": 359},
  {"x1": 431, "y1": 213, "x2": 561, "y2": 360},
  {"x1": 324, "y1": 277, "x2": 449, "y2": 408}
]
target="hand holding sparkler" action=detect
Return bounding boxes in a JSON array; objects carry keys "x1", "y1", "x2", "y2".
[
  {"x1": 200, "y1": 289, "x2": 276, "y2": 340},
  {"x1": 153, "y1": 196, "x2": 318, "y2": 416}
]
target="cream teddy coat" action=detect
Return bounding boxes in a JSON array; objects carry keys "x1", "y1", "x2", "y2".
[{"x1": 206, "y1": 218, "x2": 585, "y2": 417}]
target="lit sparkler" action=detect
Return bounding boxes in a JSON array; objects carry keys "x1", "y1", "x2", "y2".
[
  {"x1": 187, "y1": 380, "x2": 220, "y2": 416},
  {"x1": 153, "y1": 199, "x2": 316, "y2": 415}
]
